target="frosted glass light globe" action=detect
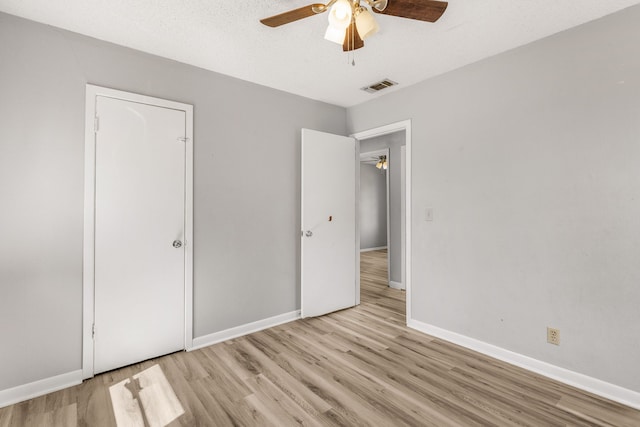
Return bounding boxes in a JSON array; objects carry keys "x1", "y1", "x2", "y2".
[
  {"x1": 324, "y1": 25, "x2": 347, "y2": 44},
  {"x1": 328, "y1": 0, "x2": 353, "y2": 30},
  {"x1": 355, "y1": 9, "x2": 379, "y2": 39}
]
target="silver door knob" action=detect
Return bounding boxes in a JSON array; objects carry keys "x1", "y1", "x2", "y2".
[
  {"x1": 305, "y1": 231, "x2": 313, "y2": 237},
  {"x1": 172, "y1": 240, "x2": 182, "y2": 248}
]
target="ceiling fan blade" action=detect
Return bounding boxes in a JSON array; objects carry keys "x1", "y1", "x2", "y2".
[
  {"x1": 343, "y1": 22, "x2": 364, "y2": 52},
  {"x1": 260, "y1": 4, "x2": 325, "y2": 27},
  {"x1": 374, "y1": 0, "x2": 448, "y2": 23}
]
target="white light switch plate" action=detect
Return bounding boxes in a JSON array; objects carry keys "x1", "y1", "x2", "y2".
[{"x1": 425, "y1": 208, "x2": 433, "y2": 222}]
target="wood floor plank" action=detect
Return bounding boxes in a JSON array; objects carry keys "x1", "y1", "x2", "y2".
[
  {"x1": 556, "y1": 394, "x2": 639, "y2": 427},
  {"x1": 186, "y1": 377, "x2": 237, "y2": 426},
  {"x1": 268, "y1": 350, "x2": 380, "y2": 425},
  {"x1": 191, "y1": 347, "x2": 253, "y2": 402},
  {"x1": 44, "y1": 386, "x2": 74, "y2": 414},
  {"x1": 170, "y1": 349, "x2": 209, "y2": 383},
  {"x1": 51, "y1": 403, "x2": 77, "y2": 427},
  {"x1": 197, "y1": 376, "x2": 270, "y2": 426},
  {"x1": 75, "y1": 377, "x2": 116, "y2": 427},
  {"x1": 2, "y1": 249, "x2": 639, "y2": 425},
  {"x1": 233, "y1": 338, "x2": 333, "y2": 416},
  {"x1": 158, "y1": 355, "x2": 218, "y2": 426},
  {"x1": 0, "y1": 405, "x2": 12, "y2": 427},
  {"x1": 340, "y1": 339, "x2": 512, "y2": 426},
  {"x1": 286, "y1": 327, "x2": 461, "y2": 426},
  {"x1": 245, "y1": 373, "x2": 324, "y2": 427},
  {"x1": 22, "y1": 395, "x2": 47, "y2": 427},
  {"x1": 317, "y1": 315, "x2": 390, "y2": 352}
]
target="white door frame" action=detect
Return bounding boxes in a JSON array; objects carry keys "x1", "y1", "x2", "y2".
[
  {"x1": 352, "y1": 120, "x2": 411, "y2": 322},
  {"x1": 82, "y1": 84, "x2": 194, "y2": 379},
  {"x1": 400, "y1": 146, "x2": 407, "y2": 292},
  {"x1": 359, "y1": 148, "x2": 391, "y2": 286}
]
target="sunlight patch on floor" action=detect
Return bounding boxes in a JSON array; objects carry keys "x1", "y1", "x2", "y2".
[{"x1": 109, "y1": 364, "x2": 184, "y2": 427}]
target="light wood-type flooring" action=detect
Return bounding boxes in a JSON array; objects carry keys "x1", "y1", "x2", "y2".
[{"x1": 2, "y1": 249, "x2": 639, "y2": 426}]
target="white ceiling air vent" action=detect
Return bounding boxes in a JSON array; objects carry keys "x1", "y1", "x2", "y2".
[{"x1": 361, "y1": 79, "x2": 398, "y2": 94}]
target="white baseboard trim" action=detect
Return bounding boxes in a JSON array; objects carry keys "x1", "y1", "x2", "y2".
[
  {"x1": 0, "y1": 370, "x2": 83, "y2": 409},
  {"x1": 408, "y1": 319, "x2": 640, "y2": 410},
  {"x1": 360, "y1": 246, "x2": 387, "y2": 252},
  {"x1": 191, "y1": 310, "x2": 301, "y2": 351},
  {"x1": 389, "y1": 280, "x2": 404, "y2": 290}
]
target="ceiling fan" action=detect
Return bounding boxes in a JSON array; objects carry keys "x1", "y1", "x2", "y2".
[
  {"x1": 260, "y1": 0, "x2": 448, "y2": 52},
  {"x1": 361, "y1": 155, "x2": 388, "y2": 170}
]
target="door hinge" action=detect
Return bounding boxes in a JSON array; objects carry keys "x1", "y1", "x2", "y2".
[
  {"x1": 92, "y1": 323, "x2": 95, "y2": 339},
  {"x1": 177, "y1": 137, "x2": 189, "y2": 143},
  {"x1": 94, "y1": 116, "x2": 99, "y2": 133}
]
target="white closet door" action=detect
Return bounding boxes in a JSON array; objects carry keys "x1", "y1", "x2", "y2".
[{"x1": 94, "y1": 96, "x2": 186, "y2": 374}]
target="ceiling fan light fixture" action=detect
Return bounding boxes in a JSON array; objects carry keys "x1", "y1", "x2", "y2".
[
  {"x1": 260, "y1": 0, "x2": 448, "y2": 55},
  {"x1": 328, "y1": 0, "x2": 353, "y2": 29},
  {"x1": 355, "y1": 8, "x2": 379, "y2": 39},
  {"x1": 375, "y1": 155, "x2": 387, "y2": 170},
  {"x1": 324, "y1": 25, "x2": 347, "y2": 44}
]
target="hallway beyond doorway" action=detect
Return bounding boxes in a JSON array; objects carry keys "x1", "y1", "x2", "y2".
[{"x1": 360, "y1": 249, "x2": 405, "y2": 320}]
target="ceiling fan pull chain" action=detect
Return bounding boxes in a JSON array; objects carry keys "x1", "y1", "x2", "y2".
[
  {"x1": 350, "y1": 19, "x2": 356, "y2": 66},
  {"x1": 352, "y1": 24, "x2": 355, "y2": 66},
  {"x1": 346, "y1": 22, "x2": 351, "y2": 65}
]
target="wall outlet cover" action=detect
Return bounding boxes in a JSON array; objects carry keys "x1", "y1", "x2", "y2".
[{"x1": 547, "y1": 327, "x2": 560, "y2": 345}]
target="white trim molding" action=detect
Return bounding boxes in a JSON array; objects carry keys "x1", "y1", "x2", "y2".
[
  {"x1": 408, "y1": 319, "x2": 640, "y2": 410},
  {"x1": 389, "y1": 280, "x2": 404, "y2": 290},
  {"x1": 360, "y1": 246, "x2": 388, "y2": 252},
  {"x1": 191, "y1": 310, "x2": 301, "y2": 351},
  {"x1": 83, "y1": 84, "x2": 194, "y2": 379},
  {"x1": 0, "y1": 370, "x2": 82, "y2": 409}
]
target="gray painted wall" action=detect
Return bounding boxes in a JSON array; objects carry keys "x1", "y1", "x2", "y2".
[
  {"x1": 0, "y1": 12, "x2": 346, "y2": 391},
  {"x1": 360, "y1": 133, "x2": 405, "y2": 284},
  {"x1": 347, "y1": 6, "x2": 640, "y2": 392},
  {"x1": 359, "y1": 164, "x2": 387, "y2": 249}
]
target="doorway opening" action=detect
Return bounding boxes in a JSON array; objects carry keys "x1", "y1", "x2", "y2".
[
  {"x1": 353, "y1": 121, "x2": 411, "y2": 323},
  {"x1": 359, "y1": 148, "x2": 390, "y2": 277}
]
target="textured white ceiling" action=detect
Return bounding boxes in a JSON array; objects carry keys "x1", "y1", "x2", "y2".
[{"x1": 1, "y1": 0, "x2": 639, "y2": 107}]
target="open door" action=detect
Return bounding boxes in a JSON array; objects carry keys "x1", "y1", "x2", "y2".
[{"x1": 301, "y1": 129, "x2": 356, "y2": 318}]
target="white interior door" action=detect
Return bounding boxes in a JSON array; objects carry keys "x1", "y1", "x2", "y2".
[
  {"x1": 301, "y1": 128, "x2": 356, "y2": 318},
  {"x1": 94, "y1": 95, "x2": 186, "y2": 374}
]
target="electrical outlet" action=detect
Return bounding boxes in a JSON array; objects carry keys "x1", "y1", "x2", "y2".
[{"x1": 547, "y1": 327, "x2": 560, "y2": 345}]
